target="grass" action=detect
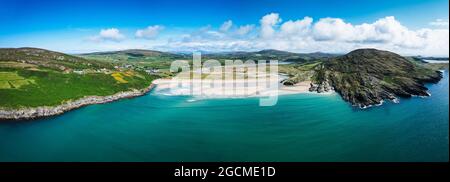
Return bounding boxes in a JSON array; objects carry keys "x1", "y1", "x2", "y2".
[
  {"x1": 111, "y1": 72, "x2": 129, "y2": 83},
  {"x1": 0, "y1": 81, "x2": 10, "y2": 89},
  {"x1": 0, "y1": 71, "x2": 35, "y2": 89},
  {"x1": 0, "y1": 67, "x2": 156, "y2": 109}
]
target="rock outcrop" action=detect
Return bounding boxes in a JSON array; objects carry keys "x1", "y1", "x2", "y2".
[
  {"x1": 323, "y1": 49, "x2": 442, "y2": 108},
  {"x1": 0, "y1": 84, "x2": 154, "y2": 120},
  {"x1": 308, "y1": 81, "x2": 333, "y2": 93}
]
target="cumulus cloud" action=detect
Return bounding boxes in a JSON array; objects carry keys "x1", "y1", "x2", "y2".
[
  {"x1": 312, "y1": 18, "x2": 354, "y2": 41},
  {"x1": 280, "y1": 17, "x2": 313, "y2": 36},
  {"x1": 140, "y1": 13, "x2": 450, "y2": 56},
  {"x1": 236, "y1": 24, "x2": 254, "y2": 35},
  {"x1": 429, "y1": 19, "x2": 449, "y2": 27},
  {"x1": 135, "y1": 25, "x2": 164, "y2": 39},
  {"x1": 310, "y1": 16, "x2": 431, "y2": 49},
  {"x1": 220, "y1": 20, "x2": 233, "y2": 32},
  {"x1": 260, "y1": 13, "x2": 282, "y2": 38},
  {"x1": 88, "y1": 28, "x2": 125, "y2": 42}
]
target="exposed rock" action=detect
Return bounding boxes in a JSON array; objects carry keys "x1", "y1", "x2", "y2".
[
  {"x1": 323, "y1": 49, "x2": 442, "y2": 108},
  {"x1": 282, "y1": 79, "x2": 296, "y2": 86},
  {"x1": 308, "y1": 80, "x2": 333, "y2": 93}
]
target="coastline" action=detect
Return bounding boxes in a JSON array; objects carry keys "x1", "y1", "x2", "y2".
[
  {"x1": 0, "y1": 84, "x2": 155, "y2": 121},
  {"x1": 152, "y1": 78, "x2": 336, "y2": 102},
  {"x1": 152, "y1": 78, "x2": 323, "y2": 97}
]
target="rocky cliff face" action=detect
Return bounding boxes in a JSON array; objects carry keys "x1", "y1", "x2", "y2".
[
  {"x1": 0, "y1": 84, "x2": 154, "y2": 120},
  {"x1": 323, "y1": 49, "x2": 442, "y2": 108},
  {"x1": 308, "y1": 81, "x2": 333, "y2": 93}
]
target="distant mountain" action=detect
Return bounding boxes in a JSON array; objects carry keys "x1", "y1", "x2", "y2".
[
  {"x1": 414, "y1": 56, "x2": 449, "y2": 61},
  {"x1": 80, "y1": 49, "x2": 186, "y2": 61},
  {"x1": 0, "y1": 47, "x2": 110, "y2": 70},
  {"x1": 80, "y1": 49, "x2": 176, "y2": 57},
  {"x1": 203, "y1": 49, "x2": 338, "y2": 63},
  {"x1": 78, "y1": 49, "x2": 339, "y2": 67},
  {"x1": 314, "y1": 49, "x2": 443, "y2": 107},
  {"x1": 79, "y1": 49, "x2": 188, "y2": 69}
]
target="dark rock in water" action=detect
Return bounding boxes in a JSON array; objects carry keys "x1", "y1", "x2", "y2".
[{"x1": 323, "y1": 48, "x2": 442, "y2": 108}]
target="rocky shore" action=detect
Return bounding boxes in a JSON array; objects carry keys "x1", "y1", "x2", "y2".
[
  {"x1": 0, "y1": 84, "x2": 155, "y2": 121},
  {"x1": 324, "y1": 49, "x2": 443, "y2": 108},
  {"x1": 308, "y1": 81, "x2": 333, "y2": 93}
]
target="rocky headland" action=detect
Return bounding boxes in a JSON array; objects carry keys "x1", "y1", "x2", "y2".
[{"x1": 315, "y1": 49, "x2": 442, "y2": 108}]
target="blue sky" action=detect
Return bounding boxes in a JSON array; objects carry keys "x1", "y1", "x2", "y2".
[{"x1": 0, "y1": 0, "x2": 448, "y2": 56}]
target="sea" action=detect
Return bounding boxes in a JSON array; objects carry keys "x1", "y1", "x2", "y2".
[{"x1": 0, "y1": 71, "x2": 448, "y2": 162}]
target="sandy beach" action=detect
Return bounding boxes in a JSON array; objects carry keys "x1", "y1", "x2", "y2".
[{"x1": 152, "y1": 77, "x2": 314, "y2": 98}]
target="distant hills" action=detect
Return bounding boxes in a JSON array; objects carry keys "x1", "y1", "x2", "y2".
[
  {"x1": 80, "y1": 48, "x2": 338, "y2": 65},
  {"x1": 0, "y1": 47, "x2": 112, "y2": 71}
]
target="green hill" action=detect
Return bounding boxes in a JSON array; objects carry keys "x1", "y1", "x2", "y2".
[
  {"x1": 320, "y1": 49, "x2": 443, "y2": 107},
  {"x1": 79, "y1": 49, "x2": 187, "y2": 69},
  {"x1": 0, "y1": 48, "x2": 155, "y2": 109}
]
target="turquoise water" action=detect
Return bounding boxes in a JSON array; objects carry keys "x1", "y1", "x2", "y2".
[{"x1": 0, "y1": 71, "x2": 448, "y2": 162}]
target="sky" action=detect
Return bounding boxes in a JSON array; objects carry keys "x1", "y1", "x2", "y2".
[{"x1": 0, "y1": 0, "x2": 448, "y2": 56}]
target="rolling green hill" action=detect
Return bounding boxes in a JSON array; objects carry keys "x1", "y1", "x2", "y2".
[
  {"x1": 80, "y1": 49, "x2": 338, "y2": 69},
  {"x1": 0, "y1": 48, "x2": 156, "y2": 109},
  {"x1": 79, "y1": 49, "x2": 188, "y2": 69}
]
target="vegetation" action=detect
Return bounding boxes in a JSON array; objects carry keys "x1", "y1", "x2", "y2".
[
  {"x1": 1, "y1": 47, "x2": 446, "y2": 109},
  {"x1": 79, "y1": 49, "x2": 188, "y2": 69},
  {"x1": 323, "y1": 49, "x2": 443, "y2": 107},
  {"x1": 0, "y1": 48, "x2": 156, "y2": 109}
]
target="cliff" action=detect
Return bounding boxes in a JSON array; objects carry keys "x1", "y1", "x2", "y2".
[{"x1": 320, "y1": 49, "x2": 442, "y2": 108}]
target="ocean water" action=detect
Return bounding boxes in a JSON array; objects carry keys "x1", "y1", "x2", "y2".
[{"x1": 0, "y1": 71, "x2": 448, "y2": 162}]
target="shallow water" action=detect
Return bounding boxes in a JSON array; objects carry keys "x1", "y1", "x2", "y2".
[{"x1": 0, "y1": 71, "x2": 448, "y2": 162}]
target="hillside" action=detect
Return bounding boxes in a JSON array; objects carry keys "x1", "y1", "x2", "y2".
[
  {"x1": 0, "y1": 47, "x2": 113, "y2": 71},
  {"x1": 203, "y1": 49, "x2": 337, "y2": 63},
  {"x1": 80, "y1": 49, "x2": 338, "y2": 69},
  {"x1": 0, "y1": 48, "x2": 156, "y2": 109},
  {"x1": 316, "y1": 49, "x2": 443, "y2": 107},
  {"x1": 80, "y1": 49, "x2": 187, "y2": 69}
]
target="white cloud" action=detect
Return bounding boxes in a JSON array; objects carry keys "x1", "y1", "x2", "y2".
[
  {"x1": 308, "y1": 16, "x2": 433, "y2": 49},
  {"x1": 429, "y1": 19, "x2": 449, "y2": 27},
  {"x1": 236, "y1": 25, "x2": 254, "y2": 35},
  {"x1": 135, "y1": 25, "x2": 164, "y2": 39},
  {"x1": 82, "y1": 14, "x2": 449, "y2": 57},
  {"x1": 220, "y1": 20, "x2": 233, "y2": 32},
  {"x1": 88, "y1": 28, "x2": 125, "y2": 42},
  {"x1": 280, "y1": 17, "x2": 312, "y2": 36},
  {"x1": 312, "y1": 18, "x2": 354, "y2": 41},
  {"x1": 260, "y1": 13, "x2": 282, "y2": 38}
]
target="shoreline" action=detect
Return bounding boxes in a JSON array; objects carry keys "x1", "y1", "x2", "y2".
[
  {"x1": 0, "y1": 84, "x2": 155, "y2": 121},
  {"x1": 152, "y1": 78, "x2": 323, "y2": 97}
]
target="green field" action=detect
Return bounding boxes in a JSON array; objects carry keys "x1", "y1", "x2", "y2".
[
  {"x1": 0, "y1": 67, "x2": 156, "y2": 109},
  {"x1": 0, "y1": 71, "x2": 35, "y2": 89},
  {"x1": 0, "y1": 48, "x2": 159, "y2": 109}
]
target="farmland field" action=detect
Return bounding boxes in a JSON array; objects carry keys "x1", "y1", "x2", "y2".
[{"x1": 0, "y1": 71, "x2": 35, "y2": 89}]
